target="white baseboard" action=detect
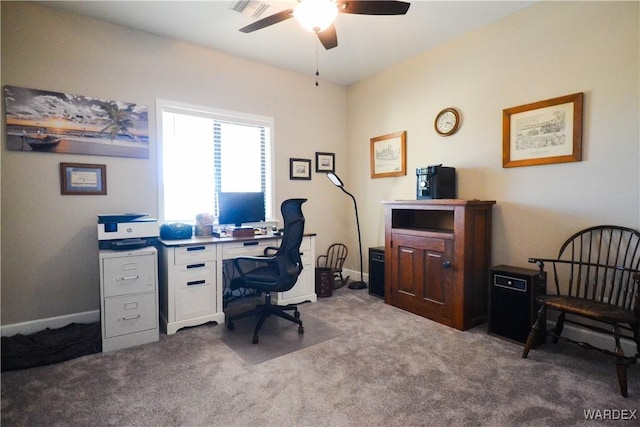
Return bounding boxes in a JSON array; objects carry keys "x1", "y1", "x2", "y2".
[
  {"x1": 342, "y1": 267, "x2": 368, "y2": 284},
  {"x1": 1, "y1": 310, "x2": 100, "y2": 337}
]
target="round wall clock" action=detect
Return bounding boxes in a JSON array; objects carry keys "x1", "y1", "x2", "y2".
[{"x1": 435, "y1": 108, "x2": 460, "y2": 136}]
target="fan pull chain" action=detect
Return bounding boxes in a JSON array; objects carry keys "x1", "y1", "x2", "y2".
[{"x1": 315, "y1": 40, "x2": 320, "y2": 87}]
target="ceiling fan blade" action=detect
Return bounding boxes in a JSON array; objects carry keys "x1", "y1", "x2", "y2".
[
  {"x1": 239, "y1": 8, "x2": 294, "y2": 33},
  {"x1": 317, "y1": 24, "x2": 338, "y2": 50},
  {"x1": 337, "y1": 1, "x2": 410, "y2": 15}
]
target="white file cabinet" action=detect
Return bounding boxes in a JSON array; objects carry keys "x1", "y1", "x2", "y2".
[
  {"x1": 159, "y1": 243, "x2": 224, "y2": 335},
  {"x1": 99, "y1": 247, "x2": 159, "y2": 352}
]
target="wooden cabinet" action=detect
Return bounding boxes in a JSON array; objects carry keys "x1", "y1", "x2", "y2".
[{"x1": 383, "y1": 200, "x2": 495, "y2": 331}]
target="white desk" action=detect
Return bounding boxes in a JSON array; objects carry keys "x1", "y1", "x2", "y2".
[{"x1": 158, "y1": 233, "x2": 316, "y2": 335}]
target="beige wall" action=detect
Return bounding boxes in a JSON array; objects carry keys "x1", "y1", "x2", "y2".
[
  {"x1": 2, "y1": 1, "x2": 639, "y2": 329},
  {"x1": 346, "y1": 1, "x2": 639, "y2": 268},
  {"x1": 1, "y1": 2, "x2": 347, "y2": 326}
]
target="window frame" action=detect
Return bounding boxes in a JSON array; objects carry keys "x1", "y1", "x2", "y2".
[{"x1": 156, "y1": 98, "x2": 275, "y2": 225}]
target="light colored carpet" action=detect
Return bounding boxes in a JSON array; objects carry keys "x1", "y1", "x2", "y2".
[{"x1": 1, "y1": 287, "x2": 638, "y2": 426}]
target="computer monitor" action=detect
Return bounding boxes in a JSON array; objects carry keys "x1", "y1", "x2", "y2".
[{"x1": 217, "y1": 191, "x2": 265, "y2": 228}]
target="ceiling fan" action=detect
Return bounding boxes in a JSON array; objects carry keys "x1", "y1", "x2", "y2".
[{"x1": 239, "y1": 0, "x2": 411, "y2": 50}]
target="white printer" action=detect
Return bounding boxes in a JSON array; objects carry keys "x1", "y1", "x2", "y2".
[{"x1": 97, "y1": 213, "x2": 159, "y2": 250}]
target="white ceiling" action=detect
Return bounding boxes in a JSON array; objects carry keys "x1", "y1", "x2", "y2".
[{"x1": 39, "y1": 1, "x2": 536, "y2": 86}]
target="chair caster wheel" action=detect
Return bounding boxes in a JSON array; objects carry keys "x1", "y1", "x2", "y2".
[
  {"x1": 294, "y1": 310, "x2": 300, "y2": 319},
  {"x1": 298, "y1": 325, "x2": 304, "y2": 335},
  {"x1": 252, "y1": 335, "x2": 259, "y2": 344},
  {"x1": 227, "y1": 322, "x2": 234, "y2": 331}
]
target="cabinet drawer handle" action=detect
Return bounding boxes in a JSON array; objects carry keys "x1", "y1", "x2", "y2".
[
  {"x1": 122, "y1": 314, "x2": 141, "y2": 321},
  {"x1": 187, "y1": 280, "x2": 206, "y2": 286},
  {"x1": 187, "y1": 263, "x2": 205, "y2": 269},
  {"x1": 442, "y1": 261, "x2": 452, "y2": 269},
  {"x1": 118, "y1": 275, "x2": 139, "y2": 281},
  {"x1": 187, "y1": 246, "x2": 206, "y2": 252},
  {"x1": 243, "y1": 241, "x2": 259, "y2": 247}
]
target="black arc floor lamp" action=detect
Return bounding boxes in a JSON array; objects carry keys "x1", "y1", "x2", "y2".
[{"x1": 326, "y1": 172, "x2": 367, "y2": 290}]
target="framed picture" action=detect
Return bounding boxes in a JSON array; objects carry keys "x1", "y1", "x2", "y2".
[
  {"x1": 289, "y1": 158, "x2": 311, "y2": 180},
  {"x1": 370, "y1": 131, "x2": 406, "y2": 178},
  {"x1": 315, "y1": 152, "x2": 335, "y2": 173},
  {"x1": 60, "y1": 162, "x2": 107, "y2": 195},
  {"x1": 5, "y1": 86, "x2": 149, "y2": 158},
  {"x1": 503, "y1": 92, "x2": 583, "y2": 168}
]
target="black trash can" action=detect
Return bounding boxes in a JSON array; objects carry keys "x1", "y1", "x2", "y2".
[{"x1": 315, "y1": 267, "x2": 333, "y2": 297}]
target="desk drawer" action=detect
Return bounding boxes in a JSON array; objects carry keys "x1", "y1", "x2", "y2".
[
  {"x1": 299, "y1": 250, "x2": 311, "y2": 266},
  {"x1": 175, "y1": 261, "x2": 216, "y2": 321},
  {"x1": 104, "y1": 292, "x2": 157, "y2": 338},
  {"x1": 103, "y1": 254, "x2": 156, "y2": 297},
  {"x1": 176, "y1": 284, "x2": 215, "y2": 321},
  {"x1": 278, "y1": 268, "x2": 311, "y2": 300},
  {"x1": 176, "y1": 261, "x2": 215, "y2": 287},
  {"x1": 299, "y1": 237, "x2": 311, "y2": 265},
  {"x1": 175, "y1": 244, "x2": 216, "y2": 265},
  {"x1": 221, "y1": 238, "x2": 278, "y2": 259}
]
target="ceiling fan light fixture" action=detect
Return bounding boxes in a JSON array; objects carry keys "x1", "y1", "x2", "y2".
[{"x1": 293, "y1": 0, "x2": 338, "y2": 33}]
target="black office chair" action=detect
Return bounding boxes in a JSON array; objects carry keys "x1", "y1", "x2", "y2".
[{"x1": 226, "y1": 198, "x2": 307, "y2": 344}]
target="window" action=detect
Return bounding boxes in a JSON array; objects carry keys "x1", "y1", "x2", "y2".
[{"x1": 157, "y1": 100, "x2": 274, "y2": 224}]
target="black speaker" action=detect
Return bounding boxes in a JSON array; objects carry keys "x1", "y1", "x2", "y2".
[
  {"x1": 416, "y1": 165, "x2": 456, "y2": 199},
  {"x1": 368, "y1": 246, "x2": 385, "y2": 298},
  {"x1": 488, "y1": 265, "x2": 546, "y2": 346}
]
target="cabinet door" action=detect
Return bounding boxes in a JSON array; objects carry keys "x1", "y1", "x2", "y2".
[{"x1": 389, "y1": 233, "x2": 454, "y2": 325}]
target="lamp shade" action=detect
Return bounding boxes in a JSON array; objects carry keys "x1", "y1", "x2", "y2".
[
  {"x1": 293, "y1": 0, "x2": 338, "y2": 33},
  {"x1": 326, "y1": 172, "x2": 344, "y2": 187}
]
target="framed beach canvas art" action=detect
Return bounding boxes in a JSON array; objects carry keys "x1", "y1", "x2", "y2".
[{"x1": 4, "y1": 86, "x2": 149, "y2": 158}]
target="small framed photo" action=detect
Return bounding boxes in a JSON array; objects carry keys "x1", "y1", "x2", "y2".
[
  {"x1": 370, "y1": 131, "x2": 406, "y2": 178},
  {"x1": 60, "y1": 162, "x2": 107, "y2": 195},
  {"x1": 289, "y1": 158, "x2": 311, "y2": 180},
  {"x1": 503, "y1": 92, "x2": 583, "y2": 168},
  {"x1": 315, "y1": 152, "x2": 335, "y2": 173}
]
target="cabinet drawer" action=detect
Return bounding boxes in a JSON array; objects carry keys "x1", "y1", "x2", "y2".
[
  {"x1": 175, "y1": 261, "x2": 216, "y2": 321},
  {"x1": 103, "y1": 292, "x2": 157, "y2": 338},
  {"x1": 221, "y1": 239, "x2": 278, "y2": 259},
  {"x1": 298, "y1": 236, "x2": 311, "y2": 265},
  {"x1": 103, "y1": 254, "x2": 156, "y2": 297},
  {"x1": 176, "y1": 282, "x2": 215, "y2": 321},
  {"x1": 174, "y1": 245, "x2": 216, "y2": 265},
  {"x1": 299, "y1": 249, "x2": 311, "y2": 266},
  {"x1": 176, "y1": 261, "x2": 215, "y2": 287},
  {"x1": 280, "y1": 267, "x2": 311, "y2": 300}
]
